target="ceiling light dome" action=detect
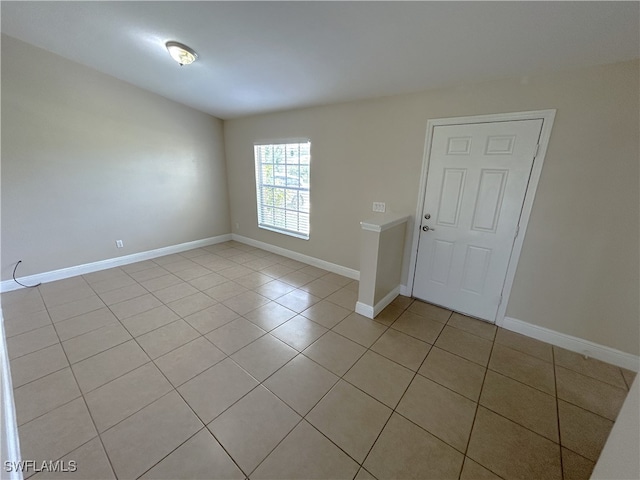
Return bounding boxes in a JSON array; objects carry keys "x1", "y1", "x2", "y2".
[{"x1": 165, "y1": 41, "x2": 198, "y2": 66}]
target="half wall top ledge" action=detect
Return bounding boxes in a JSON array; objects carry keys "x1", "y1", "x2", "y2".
[
  {"x1": 361, "y1": 214, "x2": 411, "y2": 234},
  {"x1": 357, "y1": 214, "x2": 411, "y2": 319}
]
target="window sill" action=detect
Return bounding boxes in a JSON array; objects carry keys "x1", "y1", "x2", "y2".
[{"x1": 258, "y1": 224, "x2": 309, "y2": 241}]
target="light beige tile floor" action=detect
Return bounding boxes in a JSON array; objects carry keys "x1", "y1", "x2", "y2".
[{"x1": 2, "y1": 240, "x2": 636, "y2": 480}]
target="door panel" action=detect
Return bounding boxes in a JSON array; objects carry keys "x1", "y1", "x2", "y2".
[
  {"x1": 430, "y1": 240, "x2": 455, "y2": 285},
  {"x1": 437, "y1": 169, "x2": 466, "y2": 227},
  {"x1": 413, "y1": 119, "x2": 543, "y2": 322},
  {"x1": 471, "y1": 169, "x2": 507, "y2": 233},
  {"x1": 460, "y1": 245, "x2": 492, "y2": 295}
]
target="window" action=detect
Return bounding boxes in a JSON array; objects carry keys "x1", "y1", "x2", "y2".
[{"x1": 254, "y1": 140, "x2": 310, "y2": 239}]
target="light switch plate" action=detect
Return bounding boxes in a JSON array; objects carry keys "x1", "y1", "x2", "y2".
[{"x1": 373, "y1": 202, "x2": 386, "y2": 213}]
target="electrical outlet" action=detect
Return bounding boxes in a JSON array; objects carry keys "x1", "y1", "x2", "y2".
[
  {"x1": 373, "y1": 202, "x2": 386, "y2": 213},
  {"x1": 116, "y1": 240, "x2": 124, "y2": 248}
]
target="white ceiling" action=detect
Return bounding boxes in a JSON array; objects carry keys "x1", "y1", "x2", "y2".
[{"x1": 2, "y1": 2, "x2": 638, "y2": 119}]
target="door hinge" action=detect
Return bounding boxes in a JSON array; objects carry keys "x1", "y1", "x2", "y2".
[
  {"x1": 498, "y1": 294, "x2": 503, "y2": 306},
  {"x1": 514, "y1": 225, "x2": 520, "y2": 239},
  {"x1": 534, "y1": 143, "x2": 540, "y2": 158}
]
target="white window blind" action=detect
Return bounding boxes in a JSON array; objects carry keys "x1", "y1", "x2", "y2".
[{"x1": 254, "y1": 140, "x2": 310, "y2": 239}]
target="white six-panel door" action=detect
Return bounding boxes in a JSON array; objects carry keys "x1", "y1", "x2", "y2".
[{"x1": 412, "y1": 119, "x2": 543, "y2": 322}]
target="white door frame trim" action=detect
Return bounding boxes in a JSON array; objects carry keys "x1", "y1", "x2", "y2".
[{"x1": 406, "y1": 109, "x2": 556, "y2": 324}]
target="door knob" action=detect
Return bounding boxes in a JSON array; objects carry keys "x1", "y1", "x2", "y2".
[{"x1": 422, "y1": 225, "x2": 434, "y2": 232}]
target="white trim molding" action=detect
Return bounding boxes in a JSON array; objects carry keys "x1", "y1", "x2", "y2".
[
  {"x1": 1, "y1": 308, "x2": 23, "y2": 480},
  {"x1": 406, "y1": 109, "x2": 556, "y2": 325},
  {"x1": 499, "y1": 316, "x2": 640, "y2": 372},
  {"x1": 1, "y1": 235, "x2": 232, "y2": 293},
  {"x1": 231, "y1": 234, "x2": 359, "y2": 280},
  {"x1": 360, "y1": 214, "x2": 411, "y2": 233},
  {"x1": 399, "y1": 284, "x2": 411, "y2": 297},
  {"x1": 355, "y1": 302, "x2": 374, "y2": 318},
  {"x1": 356, "y1": 286, "x2": 401, "y2": 319}
]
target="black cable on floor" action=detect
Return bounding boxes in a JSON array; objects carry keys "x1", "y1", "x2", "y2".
[{"x1": 12, "y1": 260, "x2": 41, "y2": 288}]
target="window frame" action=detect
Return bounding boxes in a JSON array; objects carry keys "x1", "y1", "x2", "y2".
[{"x1": 253, "y1": 138, "x2": 311, "y2": 240}]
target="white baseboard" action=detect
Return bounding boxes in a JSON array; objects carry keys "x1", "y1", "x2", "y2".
[
  {"x1": 0, "y1": 308, "x2": 22, "y2": 480},
  {"x1": 1, "y1": 234, "x2": 232, "y2": 293},
  {"x1": 231, "y1": 234, "x2": 359, "y2": 280},
  {"x1": 355, "y1": 302, "x2": 374, "y2": 318},
  {"x1": 356, "y1": 286, "x2": 401, "y2": 319},
  {"x1": 499, "y1": 316, "x2": 640, "y2": 372},
  {"x1": 399, "y1": 284, "x2": 411, "y2": 297}
]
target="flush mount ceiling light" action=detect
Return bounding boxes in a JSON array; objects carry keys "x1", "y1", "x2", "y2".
[{"x1": 165, "y1": 41, "x2": 198, "y2": 66}]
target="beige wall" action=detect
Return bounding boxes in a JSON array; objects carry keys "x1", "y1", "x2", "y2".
[
  {"x1": 374, "y1": 223, "x2": 407, "y2": 305},
  {"x1": 1, "y1": 35, "x2": 230, "y2": 280},
  {"x1": 224, "y1": 60, "x2": 639, "y2": 355}
]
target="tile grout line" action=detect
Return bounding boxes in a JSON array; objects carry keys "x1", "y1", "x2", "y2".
[
  {"x1": 553, "y1": 344, "x2": 566, "y2": 480},
  {"x1": 84, "y1": 259, "x2": 247, "y2": 478},
  {"x1": 554, "y1": 363, "x2": 630, "y2": 392},
  {"x1": 5, "y1": 330, "x2": 65, "y2": 362},
  {"x1": 477, "y1": 339, "x2": 568, "y2": 398},
  {"x1": 81, "y1": 270, "x2": 200, "y2": 479},
  {"x1": 351, "y1": 298, "x2": 423, "y2": 475},
  {"x1": 356, "y1": 308, "x2": 462, "y2": 473},
  {"x1": 242, "y1": 416, "x2": 307, "y2": 479},
  {"x1": 458, "y1": 321, "x2": 498, "y2": 479},
  {"x1": 235, "y1": 297, "x2": 416, "y2": 477},
  {"x1": 2, "y1": 314, "x2": 53, "y2": 342},
  {"x1": 135, "y1": 424, "x2": 244, "y2": 479},
  {"x1": 81, "y1": 268, "x2": 184, "y2": 479},
  {"x1": 445, "y1": 317, "x2": 490, "y2": 434},
  {"x1": 118, "y1": 248, "x2": 311, "y2": 478},
  {"x1": 155, "y1": 281, "x2": 390, "y2": 476},
  {"x1": 34, "y1": 282, "x2": 120, "y2": 480}
]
